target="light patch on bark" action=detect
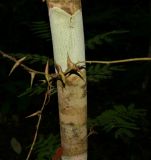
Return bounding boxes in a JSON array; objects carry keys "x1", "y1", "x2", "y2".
[{"x1": 48, "y1": 7, "x2": 85, "y2": 72}]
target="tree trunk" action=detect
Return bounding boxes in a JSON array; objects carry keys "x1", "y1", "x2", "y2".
[{"x1": 46, "y1": 0, "x2": 87, "y2": 159}]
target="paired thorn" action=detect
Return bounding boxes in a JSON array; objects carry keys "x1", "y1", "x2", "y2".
[
  {"x1": 55, "y1": 56, "x2": 85, "y2": 86},
  {"x1": 66, "y1": 55, "x2": 85, "y2": 80}
]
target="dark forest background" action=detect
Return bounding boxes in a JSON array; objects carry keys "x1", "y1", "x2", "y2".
[{"x1": 0, "y1": 0, "x2": 151, "y2": 160}]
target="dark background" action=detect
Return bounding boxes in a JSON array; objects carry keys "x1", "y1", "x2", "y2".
[{"x1": 0, "y1": 0, "x2": 151, "y2": 159}]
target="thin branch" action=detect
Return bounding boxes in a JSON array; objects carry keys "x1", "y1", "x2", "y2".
[
  {"x1": 85, "y1": 57, "x2": 151, "y2": 64},
  {"x1": 0, "y1": 50, "x2": 45, "y2": 75},
  {"x1": 2, "y1": 50, "x2": 151, "y2": 78},
  {"x1": 26, "y1": 87, "x2": 50, "y2": 160},
  {"x1": 0, "y1": 50, "x2": 58, "y2": 81},
  {"x1": 0, "y1": 50, "x2": 53, "y2": 159},
  {"x1": 2, "y1": 50, "x2": 151, "y2": 67}
]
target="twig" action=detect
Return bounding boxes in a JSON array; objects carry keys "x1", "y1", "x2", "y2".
[
  {"x1": 0, "y1": 50, "x2": 45, "y2": 75},
  {"x1": 85, "y1": 57, "x2": 151, "y2": 64},
  {"x1": 26, "y1": 87, "x2": 50, "y2": 160},
  {"x1": 0, "y1": 50, "x2": 58, "y2": 81},
  {"x1": 0, "y1": 50, "x2": 53, "y2": 160},
  {"x1": 0, "y1": 50, "x2": 53, "y2": 159}
]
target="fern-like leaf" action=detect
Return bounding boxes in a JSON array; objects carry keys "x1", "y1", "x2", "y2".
[
  {"x1": 87, "y1": 64, "x2": 124, "y2": 82},
  {"x1": 18, "y1": 83, "x2": 56, "y2": 97},
  {"x1": 86, "y1": 30, "x2": 128, "y2": 49},
  {"x1": 31, "y1": 21, "x2": 51, "y2": 41},
  {"x1": 89, "y1": 104, "x2": 146, "y2": 139}
]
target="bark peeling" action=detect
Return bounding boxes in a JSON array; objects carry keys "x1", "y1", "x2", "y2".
[{"x1": 46, "y1": 0, "x2": 81, "y2": 15}]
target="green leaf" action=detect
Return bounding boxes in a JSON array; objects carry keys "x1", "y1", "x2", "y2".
[
  {"x1": 115, "y1": 128, "x2": 134, "y2": 139},
  {"x1": 86, "y1": 30, "x2": 129, "y2": 49},
  {"x1": 88, "y1": 104, "x2": 146, "y2": 139},
  {"x1": 87, "y1": 64, "x2": 124, "y2": 82},
  {"x1": 31, "y1": 21, "x2": 51, "y2": 41}
]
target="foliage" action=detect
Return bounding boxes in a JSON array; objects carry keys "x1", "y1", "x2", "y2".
[
  {"x1": 86, "y1": 30, "x2": 129, "y2": 50},
  {"x1": 87, "y1": 64, "x2": 124, "y2": 82},
  {"x1": 18, "y1": 83, "x2": 56, "y2": 97},
  {"x1": 34, "y1": 134, "x2": 60, "y2": 160},
  {"x1": 31, "y1": 21, "x2": 51, "y2": 42},
  {"x1": 89, "y1": 104, "x2": 146, "y2": 139}
]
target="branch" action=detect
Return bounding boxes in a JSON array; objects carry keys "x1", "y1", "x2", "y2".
[
  {"x1": 0, "y1": 50, "x2": 58, "y2": 81},
  {"x1": 26, "y1": 85, "x2": 51, "y2": 160},
  {"x1": 0, "y1": 50, "x2": 46, "y2": 75},
  {"x1": 85, "y1": 57, "x2": 151, "y2": 64},
  {"x1": 0, "y1": 50, "x2": 53, "y2": 159}
]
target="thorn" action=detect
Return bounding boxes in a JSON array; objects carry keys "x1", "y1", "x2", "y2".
[
  {"x1": 25, "y1": 111, "x2": 41, "y2": 118},
  {"x1": 67, "y1": 55, "x2": 76, "y2": 70},
  {"x1": 9, "y1": 56, "x2": 26, "y2": 76},
  {"x1": 45, "y1": 60, "x2": 50, "y2": 82},
  {"x1": 29, "y1": 72, "x2": 36, "y2": 87},
  {"x1": 56, "y1": 64, "x2": 66, "y2": 85},
  {"x1": 75, "y1": 70, "x2": 85, "y2": 80},
  {"x1": 66, "y1": 55, "x2": 85, "y2": 80}
]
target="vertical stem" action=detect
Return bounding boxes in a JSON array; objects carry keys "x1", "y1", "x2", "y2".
[{"x1": 46, "y1": 0, "x2": 87, "y2": 159}]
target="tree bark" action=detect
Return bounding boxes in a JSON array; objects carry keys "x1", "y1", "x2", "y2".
[{"x1": 46, "y1": 0, "x2": 87, "y2": 159}]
